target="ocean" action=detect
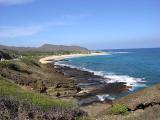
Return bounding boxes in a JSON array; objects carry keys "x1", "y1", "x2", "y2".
[{"x1": 55, "y1": 48, "x2": 160, "y2": 101}]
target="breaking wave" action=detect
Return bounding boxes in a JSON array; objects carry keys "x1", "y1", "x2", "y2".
[{"x1": 55, "y1": 61, "x2": 147, "y2": 91}]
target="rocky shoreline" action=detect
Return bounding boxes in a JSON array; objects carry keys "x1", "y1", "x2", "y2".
[
  {"x1": 53, "y1": 62, "x2": 160, "y2": 120},
  {"x1": 1, "y1": 54, "x2": 160, "y2": 120},
  {"x1": 54, "y1": 63, "x2": 129, "y2": 105}
]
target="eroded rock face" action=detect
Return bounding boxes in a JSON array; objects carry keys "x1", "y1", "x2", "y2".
[
  {"x1": 95, "y1": 85, "x2": 160, "y2": 120},
  {"x1": 115, "y1": 84, "x2": 160, "y2": 111},
  {"x1": 0, "y1": 97, "x2": 86, "y2": 120}
]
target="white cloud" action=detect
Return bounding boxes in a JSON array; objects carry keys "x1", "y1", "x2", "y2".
[
  {"x1": 0, "y1": 21, "x2": 76, "y2": 39},
  {"x1": 45, "y1": 21, "x2": 77, "y2": 27},
  {"x1": 0, "y1": 25, "x2": 43, "y2": 38},
  {"x1": 0, "y1": 0, "x2": 34, "y2": 5},
  {"x1": 0, "y1": 14, "x2": 85, "y2": 39}
]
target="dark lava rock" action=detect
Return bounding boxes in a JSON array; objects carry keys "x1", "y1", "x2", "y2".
[
  {"x1": 55, "y1": 65, "x2": 128, "y2": 105},
  {"x1": 39, "y1": 84, "x2": 47, "y2": 93},
  {"x1": 76, "y1": 86, "x2": 82, "y2": 93},
  {"x1": 55, "y1": 82, "x2": 62, "y2": 88},
  {"x1": 56, "y1": 92, "x2": 61, "y2": 97}
]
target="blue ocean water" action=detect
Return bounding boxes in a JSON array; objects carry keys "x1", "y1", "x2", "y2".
[{"x1": 56, "y1": 48, "x2": 160, "y2": 98}]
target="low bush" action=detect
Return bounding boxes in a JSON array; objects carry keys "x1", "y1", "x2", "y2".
[
  {"x1": 21, "y1": 57, "x2": 40, "y2": 67},
  {"x1": 109, "y1": 104, "x2": 129, "y2": 115},
  {"x1": 0, "y1": 61, "x2": 19, "y2": 70}
]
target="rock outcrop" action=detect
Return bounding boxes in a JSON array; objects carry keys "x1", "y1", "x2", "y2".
[
  {"x1": 96, "y1": 84, "x2": 160, "y2": 120},
  {"x1": 115, "y1": 84, "x2": 160, "y2": 111}
]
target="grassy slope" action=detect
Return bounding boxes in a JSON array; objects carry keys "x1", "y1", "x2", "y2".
[
  {"x1": 0, "y1": 77, "x2": 72, "y2": 109},
  {"x1": 0, "y1": 56, "x2": 86, "y2": 119}
]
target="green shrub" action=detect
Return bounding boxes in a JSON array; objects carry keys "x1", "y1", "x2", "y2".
[
  {"x1": 109, "y1": 104, "x2": 129, "y2": 115},
  {"x1": 21, "y1": 57, "x2": 40, "y2": 67},
  {"x1": 0, "y1": 61, "x2": 13, "y2": 67},
  {"x1": 76, "y1": 116, "x2": 84, "y2": 120},
  {"x1": 0, "y1": 61, "x2": 19, "y2": 70}
]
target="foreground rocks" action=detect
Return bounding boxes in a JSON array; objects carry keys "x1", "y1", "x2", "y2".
[
  {"x1": 96, "y1": 84, "x2": 160, "y2": 120},
  {"x1": 115, "y1": 84, "x2": 160, "y2": 111},
  {"x1": 0, "y1": 97, "x2": 86, "y2": 120}
]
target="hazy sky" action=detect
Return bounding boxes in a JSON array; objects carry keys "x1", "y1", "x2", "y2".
[{"x1": 0, "y1": 0, "x2": 160, "y2": 49}]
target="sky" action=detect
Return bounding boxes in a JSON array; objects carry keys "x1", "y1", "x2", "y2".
[{"x1": 0, "y1": 0, "x2": 160, "y2": 49}]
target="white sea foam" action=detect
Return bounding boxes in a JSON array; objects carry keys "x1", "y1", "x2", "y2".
[
  {"x1": 103, "y1": 73, "x2": 146, "y2": 91},
  {"x1": 55, "y1": 61, "x2": 147, "y2": 91},
  {"x1": 55, "y1": 62, "x2": 77, "y2": 69},
  {"x1": 55, "y1": 61, "x2": 95, "y2": 72},
  {"x1": 110, "y1": 51, "x2": 130, "y2": 54},
  {"x1": 87, "y1": 70, "x2": 147, "y2": 91},
  {"x1": 96, "y1": 94, "x2": 115, "y2": 101},
  {"x1": 78, "y1": 94, "x2": 115, "y2": 105}
]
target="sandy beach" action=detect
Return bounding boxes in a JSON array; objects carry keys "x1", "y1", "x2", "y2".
[{"x1": 39, "y1": 52, "x2": 107, "y2": 64}]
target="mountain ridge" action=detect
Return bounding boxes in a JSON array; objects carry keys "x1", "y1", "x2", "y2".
[{"x1": 0, "y1": 44, "x2": 89, "y2": 52}]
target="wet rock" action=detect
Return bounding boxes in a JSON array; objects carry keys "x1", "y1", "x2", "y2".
[
  {"x1": 55, "y1": 65, "x2": 128, "y2": 105},
  {"x1": 55, "y1": 82, "x2": 62, "y2": 88},
  {"x1": 76, "y1": 86, "x2": 82, "y2": 93},
  {"x1": 56, "y1": 92, "x2": 61, "y2": 97}
]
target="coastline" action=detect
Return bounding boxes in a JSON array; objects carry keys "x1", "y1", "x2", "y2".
[
  {"x1": 39, "y1": 52, "x2": 107, "y2": 64},
  {"x1": 54, "y1": 65, "x2": 128, "y2": 105},
  {"x1": 1, "y1": 52, "x2": 160, "y2": 119},
  {"x1": 39, "y1": 52, "x2": 131, "y2": 105}
]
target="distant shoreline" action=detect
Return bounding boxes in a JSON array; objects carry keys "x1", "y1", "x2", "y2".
[{"x1": 39, "y1": 52, "x2": 108, "y2": 64}]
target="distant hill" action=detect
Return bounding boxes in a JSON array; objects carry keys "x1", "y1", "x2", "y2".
[
  {"x1": 0, "y1": 44, "x2": 90, "y2": 59},
  {"x1": 0, "y1": 44, "x2": 89, "y2": 52},
  {"x1": 39, "y1": 44, "x2": 89, "y2": 52}
]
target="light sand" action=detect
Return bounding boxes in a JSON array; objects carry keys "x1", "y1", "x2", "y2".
[{"x1": 39, "y1": 52, "x2": 107, "y2": 64}]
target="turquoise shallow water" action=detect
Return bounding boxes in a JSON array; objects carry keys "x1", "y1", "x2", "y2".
[{"x1": 56, "y1": 48, "x2": 160, "y2": 99}]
